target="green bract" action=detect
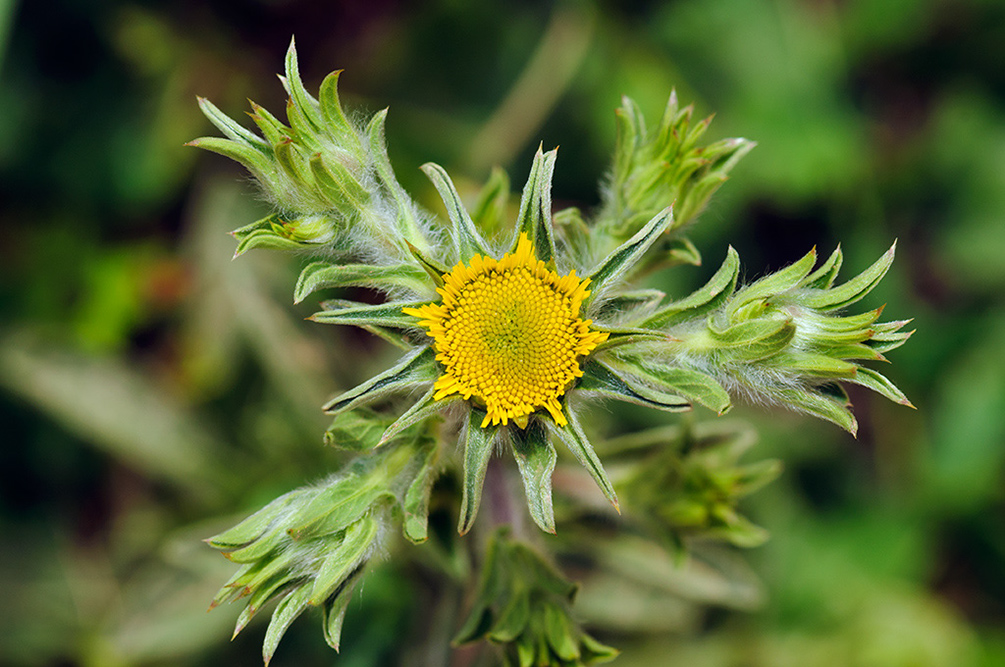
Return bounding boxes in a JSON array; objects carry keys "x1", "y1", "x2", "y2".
[{"x1": 192, "y1": 38, "x2": 913, "y2": 664}]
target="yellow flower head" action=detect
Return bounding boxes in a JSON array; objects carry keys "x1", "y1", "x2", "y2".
[{"x1": 405, "y1": 234, "x2": 608, "y2": 429}]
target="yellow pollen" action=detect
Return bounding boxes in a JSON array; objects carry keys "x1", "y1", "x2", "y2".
[{"x1": 404, "y1": 234, "x2": 608, "y2": 428}]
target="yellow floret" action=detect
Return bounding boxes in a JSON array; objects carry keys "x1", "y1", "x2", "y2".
[{"x1": 404, "y1": 235, "x2": 608, "y2": 428}]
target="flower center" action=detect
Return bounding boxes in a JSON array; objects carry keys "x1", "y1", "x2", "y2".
[{"x1": 404, "y1": 235, "x2": 608, "y2": 428}]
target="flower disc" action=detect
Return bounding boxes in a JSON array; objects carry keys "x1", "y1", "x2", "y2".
[{"x1": 404, "y1": 235, "x2": 608, "y2": 428}]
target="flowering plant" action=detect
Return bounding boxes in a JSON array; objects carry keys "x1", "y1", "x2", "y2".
[{"x1": 191, "y1": 39, "x2": 912, "y2": 665}]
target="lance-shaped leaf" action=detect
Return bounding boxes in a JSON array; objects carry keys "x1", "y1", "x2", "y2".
[
  {"x1": 869, "y1": 320, "x2": 915, "y2": 354},
  {"x1": 643, "y1": 246, "x2": 740, "y2": 328},
  {"x1": 459, "y1": 410, "x2": 500, "y2": 535},
  {"x1": 776, "y1": 386, "x2": 858, "y2": 435},
  {"x1": 575, "y1": 360, "x2": 691, "y2": 412},
  {"x1": 309, "y1": 152, "x2": 370, "y2": 217},
  {"x1": 310, "y1": 299, "x2": 428, "y2": 330},
  {"x1": 849, "y1": 367, "x2": 915, "y2": 407},
  {"x1": 322, "y1": 579, "x2": 358, "y2": 651},
  {"x1": 729, "y1": 247, "x2": 817, "y2": 315},
  {"x1": 325, "y1": 408, "x2": 392, "y2": 450},
  {"x1": 273, "y1": 138, "x2": 314, "y2": 188},
  {"x1": 294, "y1": 262, "x2": 430, "y2": 303},
  {"x1": 705, "y1": 316, "x2": 796, "y2": 362},
  {"x1": 801, "y1": 246, "x2": 843, "y2": 289},
  {"x1": 285, "y1": 477, "x2": 389, "y2": 541},
  {"x1": 197, "y1": 96, "x2": 270, "y2": 151},
  {"x1": 309, "y1": 516, "x2": 377, "y2": 604},
  {"x1": 803, "y1": 242, "x2": 897, "y2": 311},
  {"x1": 187, "y1": 136, "x2": 276, "y2": 186},
  {"x1": 772, "y1": 352, "x2": 859, "y2": 379},
  {"x1": 367, "y1": 110, "x2": 429, "y2": 249},
  {"x1": 512, "y1": 146, "x2": 558, "y2": 265},
  {"x1": 585, "y1": 207, "x2": 674, "y2": 309},
  {"x1": 319, "y1": 70, "x2": 356, "y2": 143},
  {"x1": 402, "y1": 440, "x2": 439, "y2": 543},
  {"x1": 421, "y1": 162, "x2": 491, "y2": 261},
  {"x1": 322, "y1": 346, "x2": 437, "y2": 415},
  {"x1": 511, "y1": 421, "x2": 558, "y2": 533},
  {"x1": 598, "y1": 289, "x2": 666, "y2": 321},
  {"x1": 380, "y1": 386, "x2": 456, "y2": 445},
  {"x1": 263, "y1": 585, "x2": 312, "y2": 666},
  {"x1": 404, "y1": 239, "x2": 447, "y2": 287},
  {"x1": 471, "y1": 166, "x2": 511, "y2": 238},
  {"x1": 282, "y1": 37, "x2": 324, "y2": 134},
  {"x1": 234, "y1": 228, "x2": 310, "y2": 256},
  {"x1": 233, "y1": 570, "x2": 300, "y2": 637},
  {"x1": 547, "y1": 408, "x2": 619, "y2": 511},
  {"x1": 610, "y1": 357, "x2": 731, "y2": 414},
  {"x1": 249, "y1": 100, "x2": 292, "y2": 147},
  {"x1": 206, "y1": 489, "x2": 310, "y2": 550}
]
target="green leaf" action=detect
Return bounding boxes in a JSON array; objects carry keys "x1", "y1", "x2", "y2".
[
  {"x1": 613, "y1": 359, "x2": 731, "y2": 414},
  {"x1": 513, "y1": 146, "x2": 558, "y2": 265},
  {"x1": 223, "y1": 522, "x2": 293, "y2": 563},
  {"x1": 543, "y1": 602, "x2": 580, "y2": 662},
  {"x1": 585, "y1": 207, "x2": 675, "y2": 308},
  {"x1": 774, "y1": 352, "x2": 859, "y2": 378},
  {"x1": 421, "y1": 162, "x2": 490, "y2": 260},
  {"x1": 322, "y1": 347, "x2": 437, "y2": 416},
  {"x1": 294, "y1": 262, "x2": 430, "y2": 304},
  {"x1": 803, "y1": 242, "x2": 897, "y2": 311},
  {"x1": 380, "y1": 385, "x2": 455, "y2": 445},
  {"x1": 488, "y1": 588, "x2": 531, "y2": 643},
  {"x1": 249, "y1": 100, "x2": 291, "y2": 147},
  {"x1": 187, "y1": 136, "x2": 277, "y2": 185},
  {"x1": 233, "y1": 571, "x2": 298, "y2": 637},
  {"x1": 729, "y1": 247, "x2": 817, "y2": 314},
  {"x1": 319, "y1": 70, "x2": 356, "y2": 142},
  {"x1": 309, "y1": 152, "x2": 370, "y2": 217},
  {"x1": 471, "y1": 166, "x2": 511, "y2": 238},
  {"x1": 197, "y1": 96, "x2": 269, "y2": 150},
  {"x1": 324, "y1": 408, "x2": 392, "y2": 450},
  {"x1": 309, "y1": 515, "x2": 376, "y2": 604},
  {"x1": 511, "y1": 421, "x2": 558, "y2": 533},
  {"x1": 263, "y1": 585, "x2": 311, "y2": 666},
  {"x1": 310, "y1": 299, "x2": 428, "y2": 330},
  {"x1": 206, "y1": 489, "x2": 309, "y2": 549},
  {"x1": 706, "y1": 317, "x2": 796, "y2": 362},
  {"x1": 575, "y1": 360, "x2": 691, "y2": 412},
  {"x1": 459, "y1": 410, "x2": 500, "y2": 535},
  {"x1": 801, "y1": 245, "x2": 843, "y2": 289},
  {"x1": 234, "y1": 228, "x2": 309, "y2": 256},
  {"x1": 283, "y1": 37, "x2": 324, "y2": 133},
  {"x1": 598, "y1": 289, "x2": 666, "y2": 320},
  {"x1": 403, "y1": 441, "x2": 439, "y2": 543},
  {"x1": 776, "y1": 386, "x2": 858, "y2": 434},
  {"x1": 273, "y1": 138, "x2": 314, "y2": 190},
  {"x1": 452, "y1": 530, "x2": 510, "y2": 645},
  {"x1": 366, "y1": 110, "x2": 429, "y2": 249},
  {"x1": 547, "y1": 410, "x2": 619, "y2": 511},
  {"x1": 643, "y1": 246, "x2": 740, "y2": 328},
  {"x1": 285, "y1": 477, "x2": 388, "y2": 541},
  {"x1": 850, "y1": 367, "x2": 915, "y2": 407},
  {"x1": 321, "y1": 582, "x2": 357, "y2": 651}
]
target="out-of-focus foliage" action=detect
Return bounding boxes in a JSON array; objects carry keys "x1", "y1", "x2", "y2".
[{"x1": 1, "y1": 0, "x2": 1003, "y2": 665}]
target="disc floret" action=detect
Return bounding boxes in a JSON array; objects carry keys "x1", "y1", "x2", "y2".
[{"x1": 405, "y1": 234, "x2": 608, "y2": 428}]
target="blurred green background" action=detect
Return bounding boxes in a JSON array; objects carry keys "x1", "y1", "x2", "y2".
[{"x1": 2, "y1": 0, "x2": 1005, "y2": 665}]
